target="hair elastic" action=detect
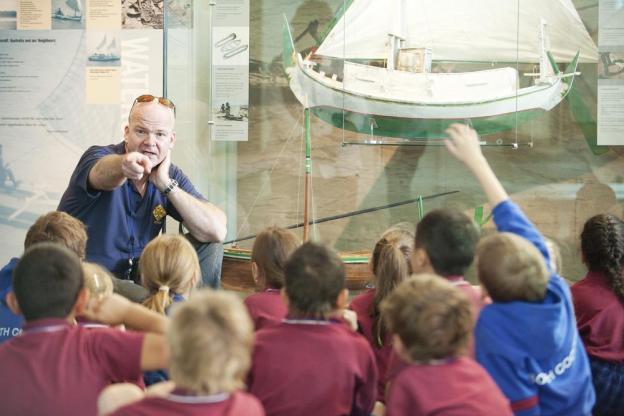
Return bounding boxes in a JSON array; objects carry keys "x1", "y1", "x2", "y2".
[{"x1": 159, "y1": 285, "x2": 170, "y2": 293}]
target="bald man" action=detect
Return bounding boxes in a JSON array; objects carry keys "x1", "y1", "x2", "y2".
[{"x1": 59, "y1": 95, "x2": 226, "y2": 289}]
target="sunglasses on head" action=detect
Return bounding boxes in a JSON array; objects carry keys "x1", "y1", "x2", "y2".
[{"x1": 131, "y1": 94, "x2": 176, "y2": 116}]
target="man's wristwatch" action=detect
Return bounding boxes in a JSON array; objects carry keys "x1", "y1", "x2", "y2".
[{"x1": 162, "y1": 179, "x2": 179, "y2": 195}]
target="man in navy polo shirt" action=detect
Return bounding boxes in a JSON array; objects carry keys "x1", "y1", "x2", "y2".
[{"x1": 58, "y1": 95, "x2": 226, "y2": 288}]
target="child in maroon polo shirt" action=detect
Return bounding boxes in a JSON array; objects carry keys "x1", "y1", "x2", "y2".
[
  {"x1": 0, "y1": 243, "x2": 169, "y2": 416},
  {"x1": 349, "y1": 226, "x2": 413, "y2": 405},
  {"x1": 100, "y1": 290, "x2": 264, "y2": 416},
  {"x1": 248, "y1": 242, "x2": 378, "y2": 416},
  {"x1": 382, "y1": 274, "x2": 512, "y2": 416},
  {"x1": 572, "y1": 214, "x2": 624, "y2": 415},
  {"x1": 244, "y1": 226, "x2": 300, "y2": 330}
]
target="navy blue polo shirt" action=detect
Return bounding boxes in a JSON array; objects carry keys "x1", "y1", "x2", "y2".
[
  {"x1": 58, "y1": 142, "x2": 205, "y2": 276},
  {"x1": 0, "y1": 257, "x2": 22, "y2": 343}
]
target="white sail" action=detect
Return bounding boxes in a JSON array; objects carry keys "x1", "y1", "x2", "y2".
[
  {"x1": 316, "y1": 0, "x2": 598, "y2": 63},
  {"x1": 95, "y1": 34, "x2": 107, "y2": 51},
  {"x1": 66, "y1": 0, "x2": 82, "y2": 13},
  {"x1": 107, "y1": 37, "x2": 117, "y2": 53}
]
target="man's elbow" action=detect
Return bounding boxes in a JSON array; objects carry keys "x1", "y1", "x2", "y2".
[{"x1": 193, "y1": 219, "x2": 227, "y2": 243}]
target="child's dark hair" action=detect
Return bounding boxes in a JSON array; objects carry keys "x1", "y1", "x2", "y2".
[
  {"x1": 13, "y1": 242, "x2": 84, "y2": 321},
  {"x1": 381, "y1": 273, "x2": 473, "y2": 361},
  {"x1": 251, "y1": 226, "x2": 300, "y2": 290},
  {"x1": 415, "y1": 209, "x2": 480, "y2": 276},
  {"x1": 581, "y1": 214, "x2": 624, "y2": 301},
  {"x1": 284, "y1": 241, "x2": 345, "y2": 319},
  {"x1": 370, "y1": 227, "x2": 414, "y2": 347}
]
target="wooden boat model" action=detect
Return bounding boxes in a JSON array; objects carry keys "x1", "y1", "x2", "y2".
[{"x1": 283, "y1": 0, "x2": 597, "y2": 139}]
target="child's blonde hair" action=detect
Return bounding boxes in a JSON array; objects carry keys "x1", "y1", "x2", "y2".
[
  {"x1": 81, "y1": 262, "x2": 114, "y2": 298},
  {"x1": 140, "y1": 234, "x2": 200, "y2": 314},
  {"x1": 168, "y1": 290, "x2": 254, "y2": 395},
  {"x1": 381, "y1": 273, "x2": 473, "y2": 361},
  {"x1": 476, "y1": 233, "x2": 549, "y2": 302},
  {"x1": 251, "y1": 226, "x2": 300, "y2": 290},
  {"x1": 370, "y1": 226, "x2": 414, "y2": 347}
]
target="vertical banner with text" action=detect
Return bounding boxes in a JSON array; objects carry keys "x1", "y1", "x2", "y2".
[
  {"x1": 597, "y1": 0, "x2": 624, "y2": 145},
  {"x1": 211, "y1": 0, "x2": 249, "y2": 141}
]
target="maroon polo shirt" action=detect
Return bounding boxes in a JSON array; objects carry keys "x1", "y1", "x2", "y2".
[
  {"x1": 243, "y1": 289, "x2": 287, "y2": 330},
  {"x1": 248, "y1": 318, "x2": 377, "y2": 416},
  {"x1": 349, "y1": 289, "x2": 392, "y2": 403},
  {"x1": 386, "y1": 357, "x2": 512, "y2": 416},
  {"x1": 112, "y1": 390, "x2": 265, "y2": 416},
  {"x1": 0, "y1": 318, "x2": 144, "y2": 415},
  {"x1": 572, "y1": 270, "x2": 624, "y2": 362}
]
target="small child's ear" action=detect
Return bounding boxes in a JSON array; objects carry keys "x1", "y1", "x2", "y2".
[
  {"x1": 280, "y1": 288, "x2": 289, "y2": 307},
  {"x1": 73, "y1": 288, "x2": 90, "y2": 316},
  {"x1": 251, "y1": 261, "x2": 259, "y2": 283},
  {"x1": 411, "y1": 248, "x2": 431, "y2": 273},
  {"x1": 336, "y1": 288, "x2": 349, "y2": 309},
  {"x1": 392, "y1": 334, "x2": 408, "y2": 360},
  {"x1": 5, "y1": 291, "x2": 21, "y2": 316}
]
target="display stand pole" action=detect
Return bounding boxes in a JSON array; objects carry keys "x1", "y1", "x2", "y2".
[{"x1": 303, "y1": 106, "x2": 312, "y2": 241}]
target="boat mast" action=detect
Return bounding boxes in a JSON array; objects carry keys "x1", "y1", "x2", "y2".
[{"x1": 303, "y1": 106, "x2": 311, "y2": 241}]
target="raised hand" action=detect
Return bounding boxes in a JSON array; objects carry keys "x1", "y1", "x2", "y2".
[
  {"x1": 149, "y1": 149, "x2": 172, "y2": 192},
  {"x1": 445, "y1": 123, "x2": 508, "y2": 206},
  {"x1": 444, "y1": 123, "x2": 486, "y2": 170},
  {"x1": 122, "y1": 152, "x2": 152, "y2": 181}
]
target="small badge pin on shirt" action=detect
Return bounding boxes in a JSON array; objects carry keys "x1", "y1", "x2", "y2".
[{"x1": 152, "y1": 204, "x2": 166, "y2": 224}]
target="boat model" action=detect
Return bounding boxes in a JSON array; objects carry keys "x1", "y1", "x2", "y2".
[
  {"x1": 283, "y1": 0, "x2": 598, "y2": 139},
  {"x1": 52, "y1": 0, "x2": 82, "y2": 22},
  {"x1": 88, "y1": 35, "x2": 120, "y2": 62}
]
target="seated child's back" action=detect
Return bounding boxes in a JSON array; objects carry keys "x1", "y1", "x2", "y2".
[
  {"x1": 244, "y1": 226, "x2": 299, "y2": 330},
  {"x1": 349, "y1": 226, "x2": 413, "y2": 403},
  {"x1": 382, "y1": 273, "x2": 511, "y2": 416},
  {"x1": 108, "y1": 290, "x2": 264, "y2": 416},
  {"x1": 0, "y1": 243, "x2": 168, "y2": 416},
  {"x1": 248, "y1": 242, "x2": 377, "y2": 416}
]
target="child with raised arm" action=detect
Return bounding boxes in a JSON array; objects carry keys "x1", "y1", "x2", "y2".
[
  {"x1": 248, "y1": 241, "x2": 377, "y2": 416},
  {"x1": 445, "y1": 123, "x2": 595, "y2": 415},
  {"x1": 382, "y1": 273, "x2": 512, "y2": 415},
  {"x1": 572, "y1": 214, "x2": 624, "y2": 416},
  {"x1": 244, "y1": 226, "x2": 300, "y2": 330},
  {"x1": 349, "y1": 226, "x2": 413, "y2": 404},
  {"x1": 100, "y1": 290, "x2": 264, "y2": 416},
  {"x1": 0, "y1": 242, "x2": 169, "y2": 416}
]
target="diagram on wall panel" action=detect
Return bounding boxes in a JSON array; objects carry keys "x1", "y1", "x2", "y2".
[
  {"x1": 597, "y1": 0, "x2": 624, "y2": 145},
  {"x1": 210, "y1": 0, "x2": 250, "y2": 141}
]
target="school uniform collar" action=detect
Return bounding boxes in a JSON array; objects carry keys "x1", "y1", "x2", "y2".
[
  {"x1": 21, "y1": 318, "x2": 72, "y2": 335},
  {"x1": 165, "y1": 388, "x2": 229, "y2": 404},
  {"x1": 446, "y1": 275, "x2": 469, "y2": 286},
  {"x1": 584, "y1": 270, "x2": 610, "y2": 287},
  {"x1": 283, "y1": 316, "x2": 341, "y2": 325}
]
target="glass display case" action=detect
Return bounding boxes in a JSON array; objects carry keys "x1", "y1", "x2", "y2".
[{"x1": 166, "y1": 0, "x2": 620, "y2": 289}]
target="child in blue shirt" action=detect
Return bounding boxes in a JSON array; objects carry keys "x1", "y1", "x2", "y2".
[{"x1": 445, "y1": 124, "x2": 595, "y2": 416}]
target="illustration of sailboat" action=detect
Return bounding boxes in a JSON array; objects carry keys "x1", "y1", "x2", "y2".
[
  {"x1": 88, "y1": 35, "x2": 121, "y2": 62},
  {"x1": 52, "y1": 0, "x2": 82, "y2": 22},
  {"x1": 283, "y1": 0, "x2": 598, "y2": 139}
]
